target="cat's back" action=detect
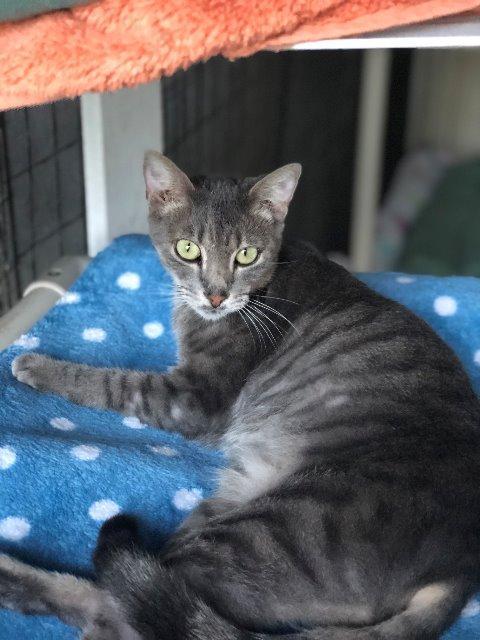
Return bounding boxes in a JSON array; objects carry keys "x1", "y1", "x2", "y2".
[{"x1": 241, "y1": 243, "x2": 480, "y2": 460}]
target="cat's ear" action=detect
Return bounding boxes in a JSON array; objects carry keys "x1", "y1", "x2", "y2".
[
  {"x1": 143, "y1": 151, "x2": 194, "y2": 213},
  {"x1": 248, "y1": 163, "x2": 302, "y2": 222}
]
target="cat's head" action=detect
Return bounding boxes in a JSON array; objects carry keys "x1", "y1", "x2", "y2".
[{"x1": 144, "y1": 152, "x2": 301, "y2": 320}]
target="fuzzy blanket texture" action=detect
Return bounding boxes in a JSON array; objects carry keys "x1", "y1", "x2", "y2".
[
  {"x1": 1, "y1": 0, "x2": 480, "y2": 109},
  {"x1": 0, "y1": 234, "x2": 480, "y2": 638}
]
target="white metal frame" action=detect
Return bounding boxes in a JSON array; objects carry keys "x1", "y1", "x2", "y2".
[
  {"x1": 81, "y1": 81, "x2": 164, "y2": 256},
  {"x1": 349, "y1": 50, "x2": 392, "y2": 272},
  {"x1": 292, "y1": 15, "x2": 480, "y2": 50}
]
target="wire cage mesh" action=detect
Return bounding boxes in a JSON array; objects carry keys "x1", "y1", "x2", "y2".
[
  {"x1": 162, "y1": 51, "x2": 362, "y2": 255},
  {"x1": 0, "y1": 99, "x2": 86, "y2": 316},
  {"x1": 0, "y1": 127, "x2": 18, "y2": 316}
]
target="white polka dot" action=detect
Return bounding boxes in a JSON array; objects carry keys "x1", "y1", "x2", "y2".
[
  {"x1": 396, "y1": 276, "x2": 415, "y2": 284},
  {"x1": 122, "y1": 416, "x2": 145, "y2": 430},
  {"x1": 474, "y1": 350, "x2": 480, "y2": 366},
  {"x1": 13, "y1": 334, "x2": 40, "y2": 349},
  {"x1": 82, "y1": 327, "x2": 106, "y2": 342},
  {"x1": 433, "y1": 295, "x2": 457, "y2": 317},
  {"x1": 116, "y1": 272, "x2": 141, "y2": 290},
  {"x1": 0, "y1": 517, "x2": 31, "y2": 541},
  {"x1": 88, "y1": 499, "x2": 121, "y2": 522},
  {"x1": 57, "y1": 292, "x2": 81, "y2": 305},
  {"x1": 173, "y1": 488, "x2": 203, "y2": 511},
  {"x1": 462, "y1": 598, "x2": 480, "y2": 618},
  {"x1": 50, "y1": 417, "x2": 76, "y2": 431},
  {"x1": 0, "y1": 447, "x2": 16, "y2": 470},
  {"x1": 71, "y1": 445, "x2": 100, "y2": 461},
  {"x1": 148, "y1": 445, "x2": 178, "y2": 457},
  {"x1": 143, "y1": 322, "x2": 164, "y2": 339}
]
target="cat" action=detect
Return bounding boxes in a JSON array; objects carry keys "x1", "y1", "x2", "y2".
[{"x1": 1, "y1": 151, "x2": 480, "y2": 640}]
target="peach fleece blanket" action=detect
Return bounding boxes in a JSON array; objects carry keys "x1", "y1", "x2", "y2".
[{"x1": 0, "y1": 0, "x2": 479, "y2": 109}]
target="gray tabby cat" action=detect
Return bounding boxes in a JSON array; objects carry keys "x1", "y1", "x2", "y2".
[{"x1": 2, "y1": 152, "x2": 480, "y2": 640}]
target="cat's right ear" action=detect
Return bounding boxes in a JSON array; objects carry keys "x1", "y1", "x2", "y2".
[
  {"x1": 248, "y1": 163, "x2": 302, "y2": 222},
  {"x1": 143, "y1": 151, "x2": 194, "y2": 214}
]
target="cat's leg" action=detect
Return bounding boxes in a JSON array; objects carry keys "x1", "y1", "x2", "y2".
[
  {"x1": 0, "y1": 554, "x2": 138, "y2": 639},
  {"x1": 11, "y1": 353, "x2": 171, "y2": 427},
  {"x1": 12, "y1": 353, "x2": 160, "y2": 414},
  {"x1": 12, "y1": 353, "x2": 211, "y2": 436}
]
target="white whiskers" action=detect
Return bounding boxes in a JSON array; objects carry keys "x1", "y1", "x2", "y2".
[
  {"x1": 242, "y1": 307, "x2": 267, "y2": 351},
  {"x1": 252, "y1": 294, "x2": 299, "y2": 305},
  {"x1": 247, "y1": 305, "x2": 284, "y2": 339},
  {"x1": 238, "y1": 309, "x2": 256, "y2": 348},
  {"x1": 249, "y1": 299, "x2": 300, "y2": 335},
  {"x1": 246, "y1": 307, "x2": 278, "y2": 348}
]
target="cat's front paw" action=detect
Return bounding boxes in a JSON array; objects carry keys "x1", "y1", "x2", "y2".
[{"x1": 11, "y1": 353, "x2": 52, "y2": 389}]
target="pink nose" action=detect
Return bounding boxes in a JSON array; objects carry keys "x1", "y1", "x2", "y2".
[{"x1": 208, "y1": 295, "x2": 226, "y2": 308}]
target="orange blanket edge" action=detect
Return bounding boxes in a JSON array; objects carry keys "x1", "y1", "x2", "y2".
[{"x1": 0, "y1": 0, "x2": 479, "y2": 110}]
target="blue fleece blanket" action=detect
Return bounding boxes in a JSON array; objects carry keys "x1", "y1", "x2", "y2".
[{"x1": 0, "y1": 235, "x2": 479, "y2": 639}]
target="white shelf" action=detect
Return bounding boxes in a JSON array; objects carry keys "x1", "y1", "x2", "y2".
[{"x1": 291, "y1": 16, "x2": 480, "y2": 50}]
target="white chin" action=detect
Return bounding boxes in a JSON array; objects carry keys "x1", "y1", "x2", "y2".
[
  {"x1": 192, "y1": 305, "x2": 232, "y2": 321},
  {"x1": 184, "y1": 296, "x2": 248, "y2": 320}
]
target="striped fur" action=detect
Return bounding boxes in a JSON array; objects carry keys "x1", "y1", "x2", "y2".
[{"x1": 7, "y1": 154, "x2": 480, "y2": 639}]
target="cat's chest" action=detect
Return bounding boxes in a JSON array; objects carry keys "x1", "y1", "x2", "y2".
[{"x1": 176, "y1": 310, "x2": 254, "y2": 358}]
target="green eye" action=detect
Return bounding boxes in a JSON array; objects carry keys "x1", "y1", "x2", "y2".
[
  {"x1": 235, "y1": 246, "x2": 258, "y2": 266},
  {"x1": 176, "y1": 239, "x2": 201, "y2": 261}
]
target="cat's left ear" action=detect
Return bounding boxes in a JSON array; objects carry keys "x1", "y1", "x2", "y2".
[{"x1": 249, "y1": 163, "x2": 302, "y2": 222}]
